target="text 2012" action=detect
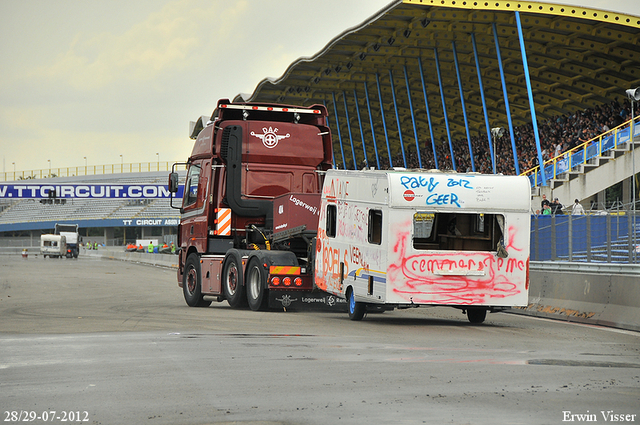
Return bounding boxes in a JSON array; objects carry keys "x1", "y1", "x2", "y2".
[{"x1": 4, "y1": 411, "x2": 89, "y2": 422}]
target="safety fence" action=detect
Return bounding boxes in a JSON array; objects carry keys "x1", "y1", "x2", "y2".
[
  {"x1": 0, "y1": 161, "x2": 186, "y2": 182},
  {"x1": 531, "y1": 211, "x2": 640, "y2": 264}
]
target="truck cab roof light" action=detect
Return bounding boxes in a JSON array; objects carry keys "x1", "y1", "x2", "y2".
[{"x1": 219, "y1": 103, "x2": 321, "y2": 114}]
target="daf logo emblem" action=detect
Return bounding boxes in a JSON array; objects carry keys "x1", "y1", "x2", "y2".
[
  {"x1": 276, "y1": 295, "x2": 296, "y2": 307},
  {"x1": 251, "y1": 126, "x2": 290, "y2": 149}
]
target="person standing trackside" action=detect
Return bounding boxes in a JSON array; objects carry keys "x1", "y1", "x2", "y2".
[
  {"x1": 148, "y1": 241, "x2": 154, "y2": 253},
  {"x1": 572, "y1": 199, "x2": 585, "y2": 215},
  {"x1": 551, "y1": 198, "x2": 564, "y2": 215},
  {"x1": 541, "y1": 194, "x2": 551, "y2": 211}
]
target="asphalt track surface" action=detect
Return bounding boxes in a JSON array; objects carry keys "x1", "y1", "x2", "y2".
[{"x1": 1, "y1": 255, "x2": 639, "y2": 425}]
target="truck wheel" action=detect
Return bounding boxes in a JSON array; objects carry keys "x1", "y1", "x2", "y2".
[
  {"x1": 223, "y1": 253, "x2": 246, "y2": 308},
  {"x1": 347, "y1": 287, "x2": 366, "y2": 321},
  {"x1": 183, "y1": 253, "x2": 211, "y2": 307},
  {"x1": 467, "y1": 308, "x2": 487, "y2": 324},
  {"x1": 246, "y1": 258, "x2": 269, "y2": 311}
]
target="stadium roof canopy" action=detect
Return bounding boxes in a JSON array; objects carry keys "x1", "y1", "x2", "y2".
[{"x1": 237, "y1": 0, "x2": 640, "y2": 184}]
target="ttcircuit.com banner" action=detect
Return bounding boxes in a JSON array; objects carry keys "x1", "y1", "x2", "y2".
[{"x1": 0, "y1": 184, "x2": 184, "y2": 199}]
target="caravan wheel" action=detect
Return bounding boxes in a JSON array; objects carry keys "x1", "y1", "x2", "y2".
[
  {"x1": 467, "y1": 308, "x2": 487, "y2": 324},
  {"x1": 347, "y1": 288, "x2": 366, "y2": 321}
]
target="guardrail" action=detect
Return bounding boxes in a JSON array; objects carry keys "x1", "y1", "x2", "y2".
[
  {"x1": 531, "y1": 212, "x2": 640, "y2": 264},
  {"x1": 1, "y1": 161, "x2": 187, "y2": 182},
  {"x1": 522, "y1": 115, "x2": 640, "y2": 187}
]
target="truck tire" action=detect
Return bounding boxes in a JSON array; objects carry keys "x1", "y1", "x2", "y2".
[
  {"x1": 347, "y1": 287, "x2": 366, "y2": 321},
  {"x1": 467, "y1": 308, "x2": 487, "y2": 324},
  {"x1": 223, "y1": 252, "x2": 246, "y2": 308},
  {"x1": 246, "y1": 258, "x2": 269, "y2": 311},
  {"x1": 183, "y1": 253, "x2": 212, "y2": 307}
]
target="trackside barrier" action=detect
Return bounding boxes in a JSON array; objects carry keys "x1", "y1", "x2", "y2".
[
  {"x1": 3, "y1": 249, "x2": 638, "y2": 330},
  {"x1": 82, "y1": 247, "x2": 179, "y2": 269},
  {"x1": 512, "y1": 262, "x2": 640, "y2": 332},
  {"x1": 0, "y1": 246, "x2": 178, "y2": 269}
]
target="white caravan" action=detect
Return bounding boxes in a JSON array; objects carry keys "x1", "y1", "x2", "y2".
[
  {"x1": 315, "y1": 169, "x2": 531, "y2": 323},
  {"x1": 40, "y1": 234, "x2": 67, "y2": 258}
]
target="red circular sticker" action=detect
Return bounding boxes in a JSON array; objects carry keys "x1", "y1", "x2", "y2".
[{"x1": 403, "y1": 190, "x2": 416, "y2": 201}]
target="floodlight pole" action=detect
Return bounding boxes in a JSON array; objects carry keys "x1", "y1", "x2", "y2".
[
  {"x1": 630, "y1": 92, "x2": 637, "y2": 262},
  {"x1": 626, "y1": 87, "x2": 640, "y2": 262}
]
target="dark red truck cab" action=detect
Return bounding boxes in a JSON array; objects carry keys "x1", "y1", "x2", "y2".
[{"x1": 169, "y1": 99, "x2": 344, "y2": 311}]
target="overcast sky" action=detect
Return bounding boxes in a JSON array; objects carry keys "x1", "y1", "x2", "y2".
[{"x1": 1, "y1": 0, "x2": 638, "y2": 174}]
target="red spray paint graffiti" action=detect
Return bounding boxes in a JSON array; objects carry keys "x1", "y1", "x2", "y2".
[{"x1": 387, "y1": 230, "x2": 527, "y2": 305}]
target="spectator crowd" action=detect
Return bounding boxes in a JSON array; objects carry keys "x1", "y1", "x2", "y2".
[{"x1": 344, "y1": 98, "x2": 633, "y2": 176}]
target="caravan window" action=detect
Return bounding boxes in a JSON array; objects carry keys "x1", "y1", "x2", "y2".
[
  {"x1": 326, "y1": 204, "x2": 337, "y2": 238},
  {"x1": 412, "y1": 212, "x2": 504, "y2": 252},
  {"x1": 368, "y1": 209, "x2": 382, "y2": 245}
]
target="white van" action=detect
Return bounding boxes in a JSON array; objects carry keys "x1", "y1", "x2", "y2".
[
  {"x1": 315, "y1": 169, "x2": 531, "y2": 323},
  {"x1": 40, "y1": 234, "x2": 67, "y2": 258}
]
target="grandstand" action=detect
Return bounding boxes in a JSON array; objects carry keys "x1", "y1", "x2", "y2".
[
  {"x1": 1, "y1": 0, "x2": 639, "y2": 263},
  {"x1": 0, "y1": 171, "x2": 183, "y2": 248}
]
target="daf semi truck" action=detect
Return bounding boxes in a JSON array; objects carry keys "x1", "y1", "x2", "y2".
[{"x1": 168, "y1": 99, "x2": 342, "y2": 311}]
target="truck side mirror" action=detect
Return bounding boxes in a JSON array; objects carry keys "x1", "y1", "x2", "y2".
[{"x1": 168, "y1": 172, "x2": 179, "y2": 193}]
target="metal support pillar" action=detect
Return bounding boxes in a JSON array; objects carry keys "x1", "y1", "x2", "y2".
[
  {"x1": 606, "y1": 214, "x2": 612, "y2": 262},
  {"x1": 452, "y1": 40, "x2": 475, "y2": 172},
  {"x1": 551, "y1": 216, "x2": 557, "y2": 260},
  {"x1": 389, "y1": 69, "x2": 407, "y2": 168},
  {"x1": 586, "y1": 215, "x2": 592, "y2": 262},
  {"x1": 434, "y1": 48, "x2": 456, "y2": 171},
  {"x1": 403, "y1": 65, "x2": 423, "y2": 169},
  {"x1": 323, "y1": 100, "x2": 337, "y2": 169},
  {"x1": 363, "y1": 82, "x2": 381, "y2": 169},
  {"x1": 418, "y1": 57, "x2": 438, "y2": 169},
  {"x1": 492, "y1": 23, "x2": 519, "y2": 175},
  {"x1": 331, "y1": 92, "x2": 347, "y2": 169},
  {"x1": 471, "y1": 33, "x2": 495, "y2": 174},
  {"x1": 353, "y1": 89, "x2": 369, "y2": 169},
  {"x1": 342, "y1": 91, "x2": 357, "y2": 170},
  {"x1": 568, "y1": 214, "x2": 573, "y2": 262},
  {"x1": 375, "y1": 72, "x2": 394, "y2": 168},
  {"x1": 515, "y1": 11, "x2": 546, "y2": 185}
]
